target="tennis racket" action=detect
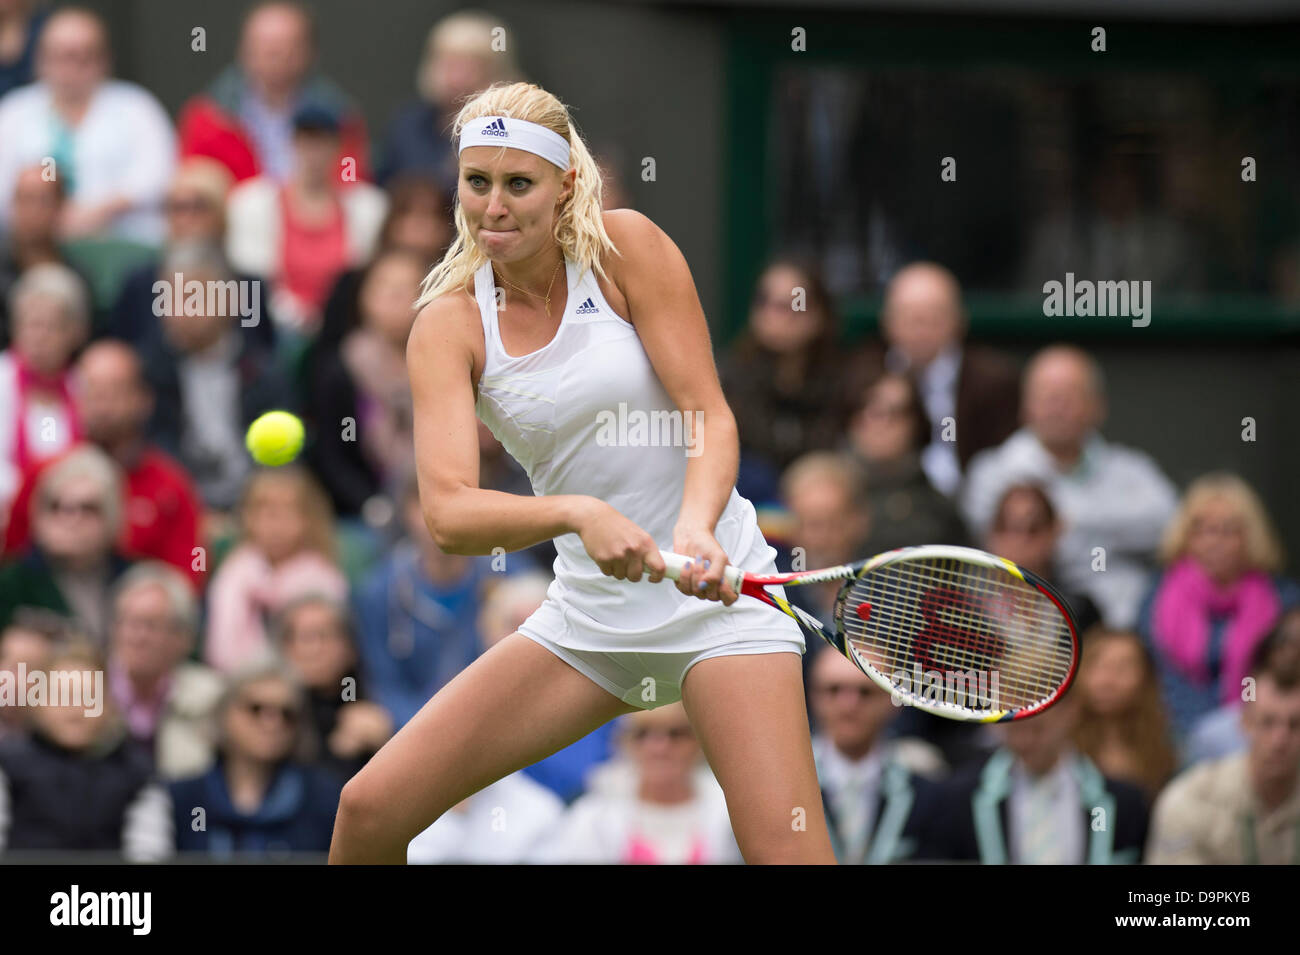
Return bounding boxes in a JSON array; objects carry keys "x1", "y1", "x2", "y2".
[{"x1": 659, "y1": 545, "x2": 1079, "y2": 723}]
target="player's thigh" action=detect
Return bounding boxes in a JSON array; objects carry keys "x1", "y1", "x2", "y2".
[
  {"x1": 680, "y1": 650, "x2": 835, "y2": 863},
  {"x1": 344, "y1": 632, "x2": 638, "y2": 837}
]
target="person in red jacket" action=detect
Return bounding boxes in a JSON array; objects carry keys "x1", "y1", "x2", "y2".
[
  {"x1": 176, "y1": 1, "x2": 369, "y2": 185},
  {"x1": 3, "y1": 341, "x2": 202, "y2": 588}
]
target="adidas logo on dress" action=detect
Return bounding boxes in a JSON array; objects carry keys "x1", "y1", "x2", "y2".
[{"x1": 575, "y1": 297, "x2": 600, "y2": 314}]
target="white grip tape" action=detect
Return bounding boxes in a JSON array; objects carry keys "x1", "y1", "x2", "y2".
[{"x1": 659, "y1": 551, "x2": 745, "y2": 593}]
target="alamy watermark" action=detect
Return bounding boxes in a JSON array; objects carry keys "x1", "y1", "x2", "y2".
[
  {"x1": 594, "y1": 402, "x2": 702, "y2": 457},
  {"x1": 888, "y1": 662, "x2": 1001, "y2": 711},
  {"x1": 1042, "y1": 272, "x2": 1151, "y2": 327},
  {"x1": 152, "y1": 274, "x2": 262, "y2": 327},
  {"x1": 0, "y1": 663, "x2": 104, "y2": 717}
]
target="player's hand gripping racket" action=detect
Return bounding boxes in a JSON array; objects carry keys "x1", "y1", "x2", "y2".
[{"x1": 659, "y1": 545, "x2": 1078, "y2": 722}]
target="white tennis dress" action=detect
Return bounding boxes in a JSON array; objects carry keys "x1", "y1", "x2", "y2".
[{"x1": 471, "y1": 257, "x2": 804, "y2": 664}]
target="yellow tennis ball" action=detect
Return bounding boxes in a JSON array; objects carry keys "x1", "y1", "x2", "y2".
[{"x1": 245, "y1": 411, "x2": 304, "y2": 466}]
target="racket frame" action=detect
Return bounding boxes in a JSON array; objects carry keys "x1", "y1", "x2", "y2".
[{"x1": 660, "y1": 545, "x2": 1080, "y2": 722}]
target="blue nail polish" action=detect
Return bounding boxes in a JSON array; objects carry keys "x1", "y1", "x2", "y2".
[
  {"x1": 702, "y1": 559, "x2": 711, "y2": 570},
  {"x1": 697, "y1": 580, "x2": 707, "y2": 590}
]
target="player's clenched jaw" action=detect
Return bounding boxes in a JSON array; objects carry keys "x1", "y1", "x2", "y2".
[{"x1": 459, "y1": 145, "x2": 574, "y2": 263}]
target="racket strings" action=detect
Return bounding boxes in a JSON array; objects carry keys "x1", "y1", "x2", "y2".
[{"x1": 838, "y1": 557, "x2": 1074, "y2": 714}]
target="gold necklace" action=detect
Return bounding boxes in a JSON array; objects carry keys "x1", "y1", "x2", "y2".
[{"x1": 495, "y1": 258, "x2": 563, "y2": 319}]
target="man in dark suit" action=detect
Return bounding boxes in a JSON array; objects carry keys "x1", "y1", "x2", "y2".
[
  {"x1": 807, "y1": 643, "x2": 946, "y2": 864},
  {"x1": 916, "y1": 689, "x2": 1148, "y2": 864},
  {"x1": 139, "y1": 262, "x2": 292, "y2": 515},
  {"x1": 845, "y1": 262, "x2": 1020, "y2": 497}
]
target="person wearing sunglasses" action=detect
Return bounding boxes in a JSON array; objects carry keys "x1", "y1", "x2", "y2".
[
  {"x1": 167, "y1": 660, "x2": 345, "y2": 857},
  {"x1": 0, "y1": 445, "x2": 134, "y2": 648}
]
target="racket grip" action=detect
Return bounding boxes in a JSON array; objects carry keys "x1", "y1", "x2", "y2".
[{"x1": 658, "y1": 551, "x2": 745, "y2": 594}]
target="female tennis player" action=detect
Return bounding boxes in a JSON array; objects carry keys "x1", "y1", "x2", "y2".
[{"x1": 328, "y1": 81, "x2": 836, "y2": 864}]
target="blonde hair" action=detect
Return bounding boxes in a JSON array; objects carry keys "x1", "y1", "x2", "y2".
[
  {"x1": 1159, "y1": 471, "x2": 1283, "y2": 573},
  {"x1": 417, "y1": 10, "x2": 521, "y2": 103},
  {"x1": 239, "y1": 466, "x2": 338, "y2": 563},
  {"x1": 414, "y1": 82, "x2": 619, "y2": 309}
]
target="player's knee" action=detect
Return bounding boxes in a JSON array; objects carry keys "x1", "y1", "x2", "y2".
[{"x1": 335, "y1": 774, "x2": 391, "y2": 840}]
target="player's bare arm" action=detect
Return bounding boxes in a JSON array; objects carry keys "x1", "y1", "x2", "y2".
[{"x1": 604, "y1": 209, "x2": 741, "y2": 604}]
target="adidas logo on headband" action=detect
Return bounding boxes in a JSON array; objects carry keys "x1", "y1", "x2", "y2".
[{"x1": 481, "y1": 117, "x2": 509, "y2": 137}]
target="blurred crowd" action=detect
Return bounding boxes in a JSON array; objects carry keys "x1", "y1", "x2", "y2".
[{"x1": 0, "y1": 2, "x2": 1297, "y2": 864}]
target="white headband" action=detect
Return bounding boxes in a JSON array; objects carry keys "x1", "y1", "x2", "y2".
[{"x1": 458, "y1": 116, "x2": 571, "y2": 171}]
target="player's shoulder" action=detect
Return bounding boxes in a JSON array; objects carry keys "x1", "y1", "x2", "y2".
[
  {"x1": 410, "y1": 284, "x2": 482, "y2": 349},
  {"x1": 601, "y1": 208, "x2": 669, "y2": 256},
  {"x1": 408, "y1": 284, "x2": 486, "y2": 384}
]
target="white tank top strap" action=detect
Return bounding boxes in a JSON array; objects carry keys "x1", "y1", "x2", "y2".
[
  {"x1": 472, "y1": 260, "x2": 501, "y2": 360},
  {"x1": 473, "y1": 257, "x2": 609, "y2": 369}
]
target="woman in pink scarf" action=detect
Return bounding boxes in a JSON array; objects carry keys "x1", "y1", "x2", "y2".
[
  {"x1": 1139, "y1": 473, "x2": 1299, "y2": 739},
  {"x1": 204, "y1": 467, "x2": 347, "y2": 672}
]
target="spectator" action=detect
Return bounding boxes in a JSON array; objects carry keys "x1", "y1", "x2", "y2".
[
  {"x1": 1184, "y1": 607, "x2": 1300, "y2": 766},
  {"x1": 203, "y1": 467, "x2": 347, "y2": 673},
  {"x1": 274, "y1": 594, "x2": 392, "y2": 781},
  {"x1": 1138, "y1": 472, "x2": 1299, "y2": 740},
  {"x1": 718, "y1": 258, "x2": 853, "y2": 488},
  {"x1": 106, "y1": 159, "x2": 277, "y2": 350},
  {"x1": 0, "y1": 262, "x2": 89, "y2": 521},
  {"x1": 405, "y1": 574, "x2": 565, "y2": 862},
  {"x1": 844, "y1": 370, "x2": 970, "y2": 554},
  {"x1": 0, "y1": 166, "x2": 92, "y2": 350},
  {"x1": 305, "y1": 248, "x2": 422, "y2": 517},
  {"x1": 808, "y1": 644, "x2": 944, "y2": 864},
  {"x1": 139, "y1": 244, "x2": 291, "y2": 513},
  {"x1": 530, "y1": 703, "x2": 742, "y2": 864},
  {"x1": 225, "y1": 103, "x2": 387, "y2": 338},
  {"x1": 478, "y1": 571, "x2": 614, "y2": 803},
  {"x1": 847, "y1": 262, "x2": 1020, "y2": 497},
  {"x1": 0, "y1": 0, "x2": 49, "y2": 98},
  {"x1": 984, "y1": 483, "x2": 1101, "y2": 637},
  {"x1": 0, "y1": 7, "x2": 174, "y2": 243},
  {"x1": 0, "y1": 445, "x2": 132, "y2": 646},
  {"x1": 168, "y1": 660, "x2": 344, "y2": 856},
  {"x1": 313, "y1": 174, "x2": 453, "y2": 356},
  {"x1": 353, "y1": 476, "x2": 499, "y2": 729},
  {"x1": 0, "y1": 643, "x2": 171, "y2": 860},
  {"x1": 779, "y1": 452, "x2": 870, "y2": 630},
  {"x1": 1146, "y1": 640, "x2": 1300, "y2": 863},
  {"x1": 919, "y1": 690, "x2": 1148, "y2": 863},
  {"x1": 0, "y1": 608, "x2": 62, "y2": 741},
  {"x1": 177, "y1": 0, "x2": 369, "y2": 185},
  {"x1": 1071, "y1": 628, "x2": 1177, "y2": 801},
  {"x1": 107, "y1": 562, "x2": 223, "y2": 781},
  {"x1": 4, "y1": 342, "x2": 204, "y2": 587},
  {"x1": 962, "y1": 345, "x2": 1179, "y2": 629},
  {"x1": 376, "y1": 10, "x2": 522, "y2": 190}
]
